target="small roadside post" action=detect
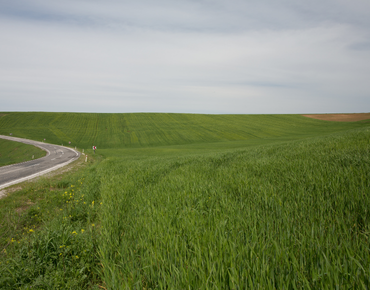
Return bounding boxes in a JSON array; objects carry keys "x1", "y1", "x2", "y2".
[{"x1": 85, "y1": 155, "x2": 88, "y2": 162}]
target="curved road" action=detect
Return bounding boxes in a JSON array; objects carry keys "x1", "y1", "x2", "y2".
[{"x1": 0, "y1": 135, "x2": 80, "y2": 190}]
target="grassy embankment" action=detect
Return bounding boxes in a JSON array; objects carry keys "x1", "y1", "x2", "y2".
[
  {"x1": 0, "y1": 138, "x2": 46, "y2": 167},
  {"x1": 0, "y1": 154, "x2": 101, "y2": 288},
  {"x1": 0, "y1": 112, "x2": 369, "y2": 289}
]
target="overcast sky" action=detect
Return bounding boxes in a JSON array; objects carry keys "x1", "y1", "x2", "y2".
[{"x1": 1, "y1": 0, "x2": 369, "y2": 114}]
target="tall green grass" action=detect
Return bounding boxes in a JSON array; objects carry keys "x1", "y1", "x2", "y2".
[
  {"x1": 97, "y1": 127, "x2": 370, "y2": 289},
  {"x1": 1, "y1": 112, "x2": 369, "y2": 288}
]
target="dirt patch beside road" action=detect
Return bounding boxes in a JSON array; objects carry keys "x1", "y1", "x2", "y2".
[
  {"x1": 0, "y1": 186, "x2": 22, "y2": 199},
  {"x1": 302, "y1": 113, "x2": 370, "y2": 122}
]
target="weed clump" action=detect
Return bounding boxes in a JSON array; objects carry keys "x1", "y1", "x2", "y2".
[{"x1": 0, "y1": 167, "x2": 102, "y2": 289}]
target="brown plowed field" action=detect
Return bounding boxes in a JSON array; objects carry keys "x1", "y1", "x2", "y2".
[{"x1": 302, "y1": 113, "x2": 370, "y2": 122}]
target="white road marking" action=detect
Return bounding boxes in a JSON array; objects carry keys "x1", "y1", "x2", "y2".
[
  {"x1": 2, "y1": 168, "x2": 24, "y2": 175},
  {"x1": 1, "y1": 163, "x2": 40, "y2": 175}
]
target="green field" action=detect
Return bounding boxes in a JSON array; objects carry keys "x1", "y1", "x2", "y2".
[
  {"x1": 0, "y1": 112, "x2": 365, "y2": 149},
  {"x1": 0, "y1": 138, "x2": 46, "y2": 167},
  {"x1": 0, "y1": 112, "x2": 369, "y2": 289}
]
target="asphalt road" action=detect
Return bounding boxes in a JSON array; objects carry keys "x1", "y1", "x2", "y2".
[{"x1": 0, "y1": 135, "x2": 80, "y2": 190}]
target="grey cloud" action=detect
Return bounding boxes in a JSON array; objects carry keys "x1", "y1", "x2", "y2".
[
  {"x1": 3, "y1": 0, "x2": 370, "y2": 32},
  {"x1": 0, "y1": 0, "x2": 369, "y2": 113},
  {"x1": 349, "y1": 41, "x2": 370, "y2": 51}
]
